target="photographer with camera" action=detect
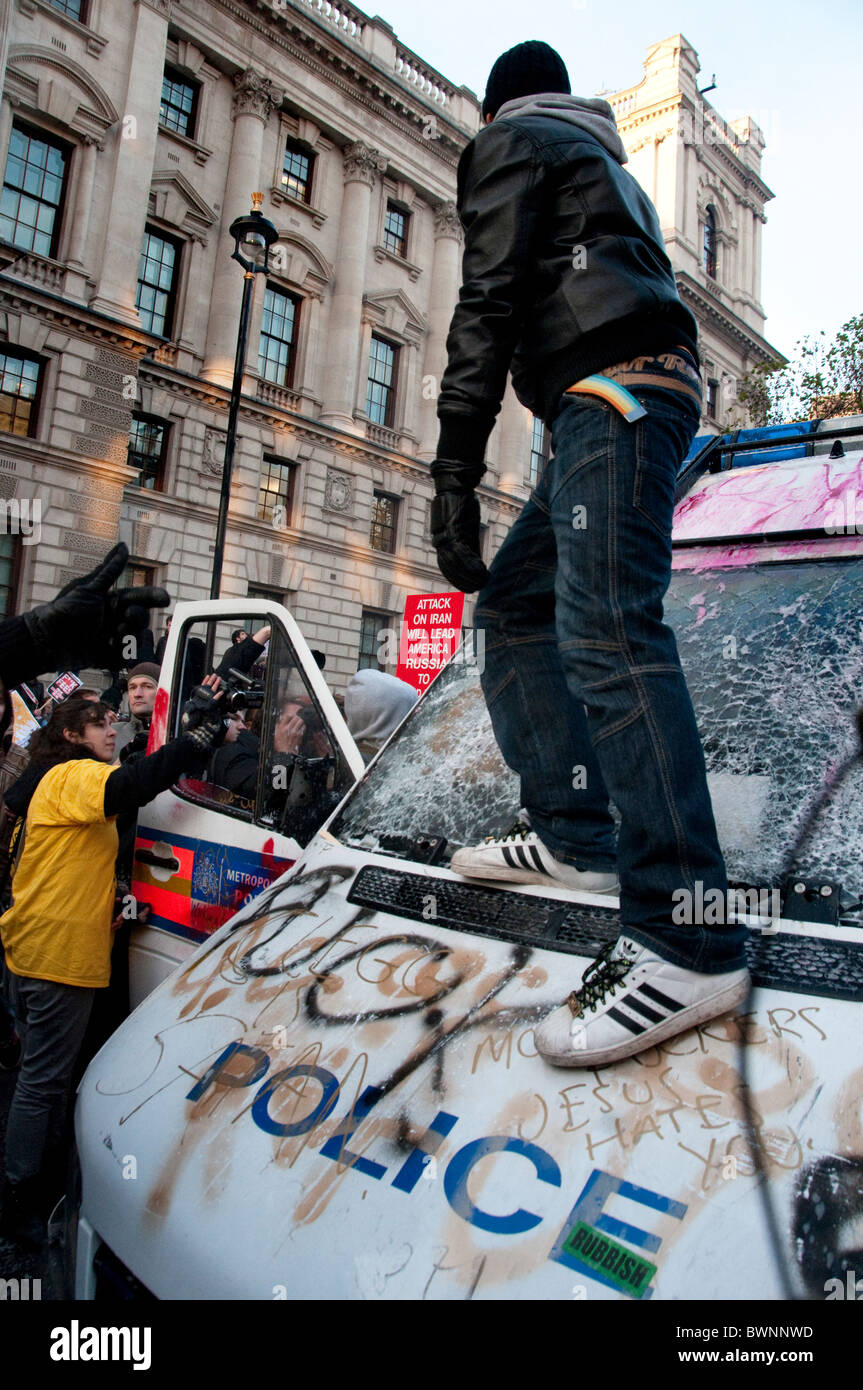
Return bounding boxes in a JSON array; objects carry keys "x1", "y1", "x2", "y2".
[
  {"x1": 215, "y1": 624, "x2": 270, "y2": 682},
  {"x1": 207, "y1": 704, "x2": 261, "y2": 804}
]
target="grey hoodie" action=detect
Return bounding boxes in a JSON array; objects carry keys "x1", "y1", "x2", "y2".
[
  {"x1": 345, "y1": 669, "x2": 417, "y2": 760},
  {"x1": 493, "y1": 91, "x2": 628, "y2": 165}
]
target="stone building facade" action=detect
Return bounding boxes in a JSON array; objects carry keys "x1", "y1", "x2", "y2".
[
  {"x1": 0, "y1": 5, "x2": 778, "y2": 692},
  {"x1": 607, "y1": 35, "x2": 780, "y2": 428}
]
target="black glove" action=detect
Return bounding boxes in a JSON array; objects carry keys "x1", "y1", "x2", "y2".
[
  {"x1": 22, "y1": 543, "x2": 169, "y2": 672},
  {"x1": 430, "y1": 461, "x2": 490, "y2": 593},
  {"x1": 180, "y1": 685, "x2": 227, "y2": 754}
]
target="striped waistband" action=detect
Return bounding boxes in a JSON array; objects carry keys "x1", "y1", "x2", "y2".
[{"x1": 594, "y1": 348, "x2": 702, "y2": 407}]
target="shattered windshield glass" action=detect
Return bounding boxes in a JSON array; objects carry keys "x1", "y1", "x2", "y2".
[{"x1": 333, "y1": 559, "x2": 863, "y2": 898}]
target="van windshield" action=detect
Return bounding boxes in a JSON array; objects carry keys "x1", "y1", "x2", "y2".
[{"x1": 333, "y1": 558, "x2": 863, "y2": 902}]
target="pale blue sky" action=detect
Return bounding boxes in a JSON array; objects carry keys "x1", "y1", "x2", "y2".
[{"x1": 371, "y1": 0, "x2": 863, "y2": 360}]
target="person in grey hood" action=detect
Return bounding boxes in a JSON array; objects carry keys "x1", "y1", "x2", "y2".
[
  {"x1": 345, "y1": 669, "x2": 417, "y2": 763},
  {"x1": 431, "y1": 41, "x2": 747, "y2": 1070}
]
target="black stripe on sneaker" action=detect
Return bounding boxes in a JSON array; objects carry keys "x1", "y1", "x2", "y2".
[
  {"x1": 606, "y1": 1007, "x2": 646, "y2": 1035},
  {"x1": 622, "y1": 993, "x2": 665, "y2": 1024},
  {"x1": 514, "y1": 844, "x2": 534, "y2": 871},
  {"x1": 603, "y1": 1011, "x2": 642, "y2": 1034},
  {"x1": 501, "y1": 845, "x2": 519, "y2": 870},
  {"x1": 639, "y1": 983, "x2": 684, "y2": 1013},
  {"x1": 528, "y1": 844, "x2": 546, "y2": 873}
]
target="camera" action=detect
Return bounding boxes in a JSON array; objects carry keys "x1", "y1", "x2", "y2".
[{"x1": 221, "y1": 666, "x2": 265, "y2": 713}]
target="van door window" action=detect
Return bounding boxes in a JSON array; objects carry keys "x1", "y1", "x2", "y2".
[
  {"x1": 170, "y1": 616, "x2": 352, "y2": 843},
  {"x1": 256, "y1": 626, "x2": 352, "y2": 847},
  {"x1": 170, "y1": 617, "x2": 260, "y2": 820}
]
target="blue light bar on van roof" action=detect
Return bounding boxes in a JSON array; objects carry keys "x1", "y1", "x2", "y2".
[
  {"x1": 675, "y1": 417, "x2": 863, "y2": 505},
  {"x1": 680, "y1": 420, "x2": 822, "y2": 473}
]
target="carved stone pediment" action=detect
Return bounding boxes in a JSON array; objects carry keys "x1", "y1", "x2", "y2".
[
  {"x1": 149, "y1": 171, "x2": 216, "y2": 245},
  {"x1": 269, "y1": 233, "x2": 333, "y2": 299},
  {"x1": 362, "y1": 288, "x2": 426, "y2": 344}
]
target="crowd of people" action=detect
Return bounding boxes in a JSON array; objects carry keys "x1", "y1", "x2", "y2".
[
  {"x1": 0, "y1": 546, "x2": 229, "y2": 1252},
  {"x1": 0, "y1": 543, "x2": 420, "y2": 1257}
]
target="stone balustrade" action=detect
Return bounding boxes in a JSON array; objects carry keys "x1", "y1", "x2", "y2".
[
  {"x1": 257, "y1": 379, "x2": 302, "y2": 412},
  {"x1": 5, "y1": 250, "x2": 68, "y2": 293},
  {"x1": 290, "y1": 0, "x2": 365, "y2": 41},
  {"x1": 366, "y1": 421, "x2": 399, "y2": 450},
  {"x1": 394, "y1": 47, "x2": 456, "y2": 107}
]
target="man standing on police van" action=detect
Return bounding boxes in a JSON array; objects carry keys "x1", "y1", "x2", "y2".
[{"x1": 430, "y1": 41, "x2": 748, "y2": 1068}]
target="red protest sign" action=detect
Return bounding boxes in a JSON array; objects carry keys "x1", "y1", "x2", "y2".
[{"x1": 396, "y1": 591, "x2": 465, "y2": 693}]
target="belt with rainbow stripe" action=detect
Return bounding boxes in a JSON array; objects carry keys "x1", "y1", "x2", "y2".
[{"x1": 566, "y1": 374, "x2": 648, "y2": 422}]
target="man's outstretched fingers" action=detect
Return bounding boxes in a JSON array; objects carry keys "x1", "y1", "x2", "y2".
[
  {"x1": 116, "y1": 586, "x2": 170, "y2": 610},
  {"x1": 55, "y1": 541, "x2": 128, "y2": 599}
]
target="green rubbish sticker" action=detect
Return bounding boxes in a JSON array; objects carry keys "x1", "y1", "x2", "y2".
[{"x1": 562, "y1": 1221, "x2": 657, "y2": 1299}]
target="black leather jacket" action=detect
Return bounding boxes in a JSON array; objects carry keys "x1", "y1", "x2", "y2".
[{"x1": 436, "y1": 111, "x2": 699, "y2": 467}]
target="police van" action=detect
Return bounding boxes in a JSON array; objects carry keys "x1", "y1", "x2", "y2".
[{"x1": 76, "y1": 414, "x2": 863, "y2": 1301}]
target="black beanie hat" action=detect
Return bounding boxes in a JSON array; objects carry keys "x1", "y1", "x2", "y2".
[{"x1": 482, "y1": 40, "x2": 571, "y2": 120}]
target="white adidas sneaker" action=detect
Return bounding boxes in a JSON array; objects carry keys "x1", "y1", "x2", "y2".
[
  {"x1": 535, "y1": 936, "x2": 750, "y2": 1067},
  {"x1": 450, "y1": 818, "x2": 619, "y2": 895}
]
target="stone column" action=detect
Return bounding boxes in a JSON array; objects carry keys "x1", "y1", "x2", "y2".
[
  {"x1": 398, "y1": 340, "x2": 421, "y2": 450},
  {"x1": 356, "y1": 315, "x2": 375, "y2": 419},
  {"x1": 89, "y1": 0, "x2": 170, "y2": 324},
  {"x1": 182, "y1": 235, "x2": 212, "y2": 360},
  {"x1": 65, "y1": 136, "x2": 99, "y2": 281},
  {"x1": 319, "y1": 142, "x2": 387, "y2": 432},
  {"x1": 0, "y1": 6, "x2": 12, "y2": 123},
  {"x1": 495, "y1": 388, "x2": 532, "y2": 493},
  {"x1": 0, "y1": 99, "x2": 14, "y2": 173},
  {"x1": 417, "y1": 200, "x2": 463, "y2": 461},
  {"x1": 202, "y1": 70, "x2": 284, "y2": 386},
  {"x1": 296, "y1": 291, "x2": 325, "y2": 410},
  {"x1": 752, "y1": 213, "x2": 764, "y2": 306}
]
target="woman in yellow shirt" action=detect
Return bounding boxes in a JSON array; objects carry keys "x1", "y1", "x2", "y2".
[{"x1": 0, "y1": 688, "x2": 224, "y2": 1248}]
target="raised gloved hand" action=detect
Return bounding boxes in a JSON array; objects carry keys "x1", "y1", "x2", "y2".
[
  {"x1": 430, "y1": 461, "x2": 490, "y2": 593},
  {"x1": 22, "y1": 543, "x2": 169, "y2": 672},
  {"x1": 180, "y1": 684, "x2": 227, "y2": 754}
]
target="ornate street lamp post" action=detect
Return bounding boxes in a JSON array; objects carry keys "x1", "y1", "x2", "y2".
[{"x1": 209, "y1": 193, "x2": 279, "y2": 599}]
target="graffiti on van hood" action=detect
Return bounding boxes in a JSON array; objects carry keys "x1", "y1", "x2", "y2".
[{"x1": 79, "y1": 848, "x2": 861, "y2": 1301}]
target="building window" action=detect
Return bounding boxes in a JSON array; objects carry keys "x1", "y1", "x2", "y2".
[
  {"x1": 121, "y1": 561, "x2": 156, "y2": 590},
  {"x1": 47, "y1": 0, "x2": 86, "y2": 19},
  {"x1": 358, "y1": 609, "x2": 391, "y2": 672},
  {"x1": 258, "y1": 285, "x2": 300, "y2": 387},
  {"x1": 528, "y1": 416, "x2": 549, "y2": 485},
  {"x1": 703, "y1": 206, "x2": 718, "y2": 280},
  {"x1": 1, "y1": 123, "x2": 70, "y2": 259},
  {"x1": 0, "y1": 350, "x2": 42, "y2": 437},
  {"x1": 366, "y1": 335, "x2": 398, "y2": 427},
  {"x1": 0, "y1": 534, "x2": 20, "y2": 620},
  {"x1": 128, "y1": 414, "x2": 169, "y2": 490},
  {"x1": 707, "y1": 378, "x2": 720, "y2": 419},
  {"x1": 282, "y1": 142, "x2": 314, "y2": 204},
  {"x1": 136, "y1": 228, "x2": 180, "y2": 337},
  {"x1": 248, "y1": 583, "x2": 285, "y2": 604},
  {"x1": 370, "y1": 492, "x2": 398, "y2": 554},
  {"x1": 257, "y1": 456, "x2": 296, "y2": 524},
  {"x1": 160, "y1": 67, "x2": 199, "y2": 139},
  {"x1": 383, "y1": 202, "x2": 408, "y2": 258}
]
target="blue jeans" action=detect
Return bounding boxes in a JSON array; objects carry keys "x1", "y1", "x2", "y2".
[{"x1": 475, "y1": 387, "x2": 746, "y2": 973}]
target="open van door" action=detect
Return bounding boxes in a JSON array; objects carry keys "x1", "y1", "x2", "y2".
[{"x1": 127, "y1": 598, "x2": 364, "y2": 1006}]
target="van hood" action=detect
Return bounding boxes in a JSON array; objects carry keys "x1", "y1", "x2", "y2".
[{"x1": 77, "y1": 834, "x2": 862, "y2": 1301}]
